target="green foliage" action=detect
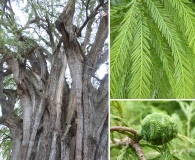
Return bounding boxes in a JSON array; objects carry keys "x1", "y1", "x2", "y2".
[
  {"x1": 178, "y1": 101, "x2": 195, "y2": 137},
  {"x1": 0, "y1": 127, "x2": 12, "y2": 160},
  {"x1": 3, "y1": 75, "x2": 17, "y2": 90},
  {"x1": 110, "y1": 0, "x2": 195, "y2": 99},
  {"x1": 110, "y1": 101, "x2": 195, "y2": 160}
]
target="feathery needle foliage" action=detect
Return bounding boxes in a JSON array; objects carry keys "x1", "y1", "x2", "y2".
[
  {"x1": 111, "y1": 0, "x2": 139, "y2": 98},
  {"x1": 110, "y1": 0, "x2": 195, "y2": 99}
]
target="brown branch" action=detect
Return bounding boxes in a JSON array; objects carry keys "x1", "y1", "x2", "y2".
[
  {"x1": 110, "y1": 126, "x2": 137, "y2": 136},
  {"x1": 81, "y1": 17, "x2": 94, "y2": 52},
  {"x1": 76, "y1": 1, "x2": 108, "y2": 37},
  {"x1": 45, "y1": 13, "x2": 55, "y2": 48},
  {"x1": 112, "y1": 137, "x2": 146, "y2": 160},
  {"x1": 85, "y1": 0, "x2": 91, "y2": 18}
]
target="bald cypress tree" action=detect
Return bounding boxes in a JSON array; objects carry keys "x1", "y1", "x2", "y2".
[{"x1": 0, "y1": 0, "x2": 108, "y2": 159}]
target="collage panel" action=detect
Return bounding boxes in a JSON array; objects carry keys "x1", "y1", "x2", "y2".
[
  {"x1": 110, "y1": 0, "x2": 195, "y2": 99},
  {"x1": 0, "y1": 0, "x2": 108, "y2": 159},
  {"x1": 110, "y1": 100, "x2": 195, "y2": 160}
]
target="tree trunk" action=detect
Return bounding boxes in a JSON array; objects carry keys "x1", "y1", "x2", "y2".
[{"x1": 0, "y1": 0, "x2": 108, "y2": 159}]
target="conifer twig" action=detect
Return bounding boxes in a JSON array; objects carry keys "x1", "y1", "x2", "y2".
[
  {"x1": 111, "y1": 137, "x2": 146, "y2": 160},
  {"x1": 110, "y1": 126, "x2": 137, "y2": 136},
  {"x1": 110, "y1": 126, "x2": 146, "y2": 160}
]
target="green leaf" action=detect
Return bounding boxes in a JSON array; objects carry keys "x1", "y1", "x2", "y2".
[
  {"x1": 110, "y1": 0, "x2": 139, "y2": 98},
  {"x1": 128, "y1": 9, "x2": 152, "y2": 98}
]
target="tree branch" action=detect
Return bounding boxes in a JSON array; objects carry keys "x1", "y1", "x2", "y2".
[
  {"x1": 110, "y1": 126, "x2": 137, "y2": 136},
  {"x1": 45, "y1": 13, "x2": 55, "y2": 48},
  {"x1": 111, "y1": 137, "x2": 146, "y2": 160},
  {"x1": 81, "y1": 17, "x2": 94, "y2": 52},
  {"x1": 85, "y1": 0, "x2": 91, "y2": 18},
  {"x1": 76, "y1": 2, "x2": 108, "y2": 37}
]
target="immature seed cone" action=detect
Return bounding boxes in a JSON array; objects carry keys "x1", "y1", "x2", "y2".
[{"x1": 140, "y1": 113, "x2": 178, "y2": 145}]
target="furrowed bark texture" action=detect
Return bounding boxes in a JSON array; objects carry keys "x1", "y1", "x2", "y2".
[{"x1": 0, "y1": 0, "x2": 108, "y2": 159}]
